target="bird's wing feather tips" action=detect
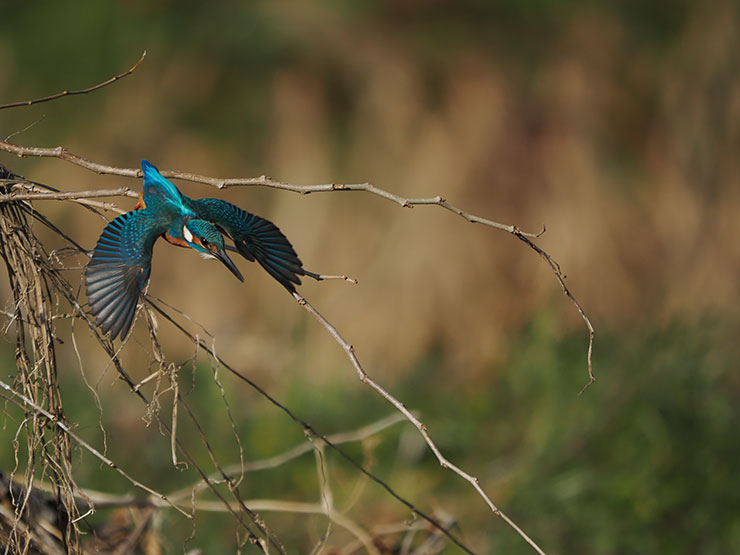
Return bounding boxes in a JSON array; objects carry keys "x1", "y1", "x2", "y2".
[
  {"x1": 192, "y1": 198, "x2": 304, "y2": 292},
  {"x1": 86, "y1": 210, "x2": 163, "y2": 340}
]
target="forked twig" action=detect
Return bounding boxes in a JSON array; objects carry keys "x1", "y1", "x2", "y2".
[{"x1": 0, "y1": 52, "x2": 147, "y2": 111}]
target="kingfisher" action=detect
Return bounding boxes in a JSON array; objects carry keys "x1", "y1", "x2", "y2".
[{"x1": 86, "y1": 160, "x2": 305, "y2": 340}]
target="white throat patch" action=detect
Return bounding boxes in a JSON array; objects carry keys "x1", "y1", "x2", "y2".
[{"x1": 183, "y1": 224, "x2": 194, "y2": 243}]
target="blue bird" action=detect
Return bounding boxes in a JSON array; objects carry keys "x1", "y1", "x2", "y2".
[
  {"x1": 86, "y1": 160, "x2": 306, "y2": 340},
  {"x1": 86, "y1": 161, "x2": 244, "y2": 340}
]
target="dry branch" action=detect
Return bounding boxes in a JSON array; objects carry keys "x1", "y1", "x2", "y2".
[
  {"x1": 0, "y1": 52, "x2": 146, "y2": 111},
  {"x1": 0, "y1": 186, "x2": 137, "y2": 203},
  {"x1": 0, "y1": 138, "x2": 594, "y2": 392},
  {"x1": 293, "y1": 292, "x2": 547, "y2": 555}
]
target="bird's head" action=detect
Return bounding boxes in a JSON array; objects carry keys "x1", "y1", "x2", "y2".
[{"x1": 183, "y1": 220, "x2": 244, "y2": 282}]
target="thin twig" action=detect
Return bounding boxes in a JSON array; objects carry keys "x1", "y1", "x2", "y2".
[
  {"x1": 292, "y1": 293, "x2": 547, "y2": 555},
  {"x1": 168, "y1": 414, "x2": 406, "y2": 502},
  {"x1": 0, "y1": 52, "x2": 146, "y2": 110},
  {"x1": 513, "y1": 232, "x2": 595, "y2": 394},
  {"x1": 303, "y1": 270, "x2": 358, "y2": 284},
  {"x1": 4, "y1": 115, "x2": 47, "y2": 142},
  {"x1": 310, "y1": 442, "x2": 380, "y2": 555}
]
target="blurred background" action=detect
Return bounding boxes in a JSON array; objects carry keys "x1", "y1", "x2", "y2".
[{"x1": 1, "y1": 0, "x2": 739, "y2": 552}]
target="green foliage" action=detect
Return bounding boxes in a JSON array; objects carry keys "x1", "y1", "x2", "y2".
[
  {"x1": 480, "y1": 317, "x2": 740, "y2": 553},
  {"x1": 1, "y1": 311, "x2": 737, "y2": 551}
]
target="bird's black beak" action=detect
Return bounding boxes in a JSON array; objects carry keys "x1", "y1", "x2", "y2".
[{"x1": 215, "y1": 247, "x2": 244, "y2": 282}]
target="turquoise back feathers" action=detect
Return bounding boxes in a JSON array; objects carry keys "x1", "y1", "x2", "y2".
[{"x1": 141, "y1": 159, "x2": 188, "y2": 212}]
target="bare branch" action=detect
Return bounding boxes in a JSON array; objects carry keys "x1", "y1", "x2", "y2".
[
  {"x1": 0, "y1": 141, "x2": 141, "y2": 176},
  {"x1": 0, "y1": 139, "x2": 594, "y2": 389},
  {"x1": 0, "y1": 187, "x2": 137, "y2": 203},
  {"x1": 303, "y1": 269, "x2": 359, "y2": 284},
  {"x1": 292, "y1": 292, "x2": 547, "y2": 555},
  {"x1": 0, "y1": 140, "x2": 538, "y2": 236},
  {"x1": 0, "y1": 52, "x2": 146, "y2": 110},
  {"x1": 513, "y1": 232, "x2": 595, "y2": 393}
]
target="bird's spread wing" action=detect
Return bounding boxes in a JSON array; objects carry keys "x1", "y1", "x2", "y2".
[
  {"x1": 86, "y1": 210, "x2": 163, "y2": 340},
  {"x1": 192, "y1": 198, "x2": 304, "y2": 292}
]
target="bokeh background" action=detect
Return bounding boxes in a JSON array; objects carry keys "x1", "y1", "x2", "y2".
[{"x1": 1, "y1": 0, "x2": 739, "y2": 552}]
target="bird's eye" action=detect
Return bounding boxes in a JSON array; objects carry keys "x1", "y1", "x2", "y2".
[{"x1": 201, "y1": 238, "x2": 209, "y2": 246}]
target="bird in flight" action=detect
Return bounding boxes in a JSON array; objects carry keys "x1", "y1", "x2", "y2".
[{"x1": 86, "y1": 160, "x2": 306, "y2": 340}]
